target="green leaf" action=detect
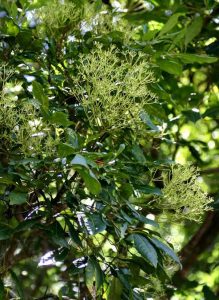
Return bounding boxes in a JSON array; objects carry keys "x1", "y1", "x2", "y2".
[
  {"x1": 140, "y1": 112, "x2": 159, "y2": 131},
  {"x1": 182, "y1": 110, "x2": 201, "y2": 123},
  {"x1": 9, "y1": 270, "x2": 25, "y2": 299},
  {"x1": 1, "y1": 17, "x2": 19, "y2": 36},
  {"x1": 135, "y1": 184, "x2": 162, "y2": 196},
  {"x1": 185, "y1": 16, "x2": 203, "y2": 47},
  {"x1": 175, "y1": 54, "x2": 218, "y2": 64},
  {"x1": 66, "y1": 128, "x2": 79, "y2": 148},
  {"x1": 0, "y1": 176, "x2": 15, "y2": 185},
  {"x1": 86, "y1": 213, "x2": 106, "y2": 235},
  {"x1": 169, "y1": 28, "x2": 186, "y2": 51},
  {"x1": 132, "y1": 234, "x2": 158, "y2": 267},
  {"x1": 107, "y1": 277, "x2": 123, "y2": 300},
  {"x1": 65, "y1": 218, "x2": 82, "y2": 247},
  {"x1": 151, "y1": 83, "x2": 172, "y2": 103},
  {"x1": 93, "y1": 259, "x2": 104, "y2": 290},
  {"x1": 188, "y1": 145, "x2": 202, "y2": 162},
  {"x1": 49, "y1": 221, "x2": 69, "y2": 248},
  {"x1": 78, "y1": 169, "x2": 101, "y2": 194},
  {"x1": 115, "y1": 144, "x2": 126, "y2": 157},
  {"x1": 49, "y1": 111, "x2": 72, "y2": 127},
  {"x1": 14, "y1": 219, "x2": 39, "y2": 232},
  {"x1": 0, "y1": 279, "x2": 4, "y2": 299},
  {"x1": 9, "y1": 191, "x2": 27, "y2": 205},
  {"x1": 71, "y1": 155, "x2": 101, "y2": 194},
  {"x1": 85, "y1": 258, "x2": 96, "y2": 293},
  {"x1": 150, "y1": 237, "x2": 181, "y2": 267},
  {"x1": 85, "y1": 257, "x2": 104, "y2": 291},
  {"x1": 0, "y1": 224, "x2": 14, "y2": 240},
  {"x1": 10, "y1": 2, "x2": 18, "y2": 19},
  {"x1": 132, "y1": 212, "x2": 159, "y2": 228},
  {"x1": 32, "y1": 81, "x2": 49, "y2": 113},
  {"x1": 202, "y1": 285, "x2": 217, "y2": 300},
  {"x1": 58, "y1": 143, "x2": 76, "y2": 157},
  {"x1": 146, "y1": 103, "x2": 167, "y2": 121},
  {"x1": 202, "y1": 105, "x2": 219, "y2": 118},
  {"x1": 116, "y1": 270, "x2": 131, "y2": 290},
  {"x1": 71, "y1": 154, "x2": 89, "y2": 169},
  {"x1": 157, "y1": 58, "x2": 182, "y2": 75},
  {"x1": 131, "y1": 145, "x2": 146, "y2": 164},
  {"x1": 159, "y1": 13, "x2": 183, "y2": 36}
]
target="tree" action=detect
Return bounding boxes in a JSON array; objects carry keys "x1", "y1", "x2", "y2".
[{"x1": 0, "y1": 0, "x2": 218, "y2": 299}]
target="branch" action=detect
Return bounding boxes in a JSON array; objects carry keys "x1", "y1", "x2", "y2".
[
  {"x1": 173, "y1": 211, "x2": 219, "y2": 285},
  {"x1": 200, "y1": 167, "x2": 219, "y2": 175},
  {"x1": 52, "y1": 172, "x2": 78, "y2": 205},
  {"x1": 36, "y1": 294, "x2": 59, "y2": 300}
]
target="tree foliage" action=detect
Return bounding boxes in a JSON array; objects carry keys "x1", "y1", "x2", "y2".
[{"x1": 0, "y1": 0, "x2": 219, "y2": 299}]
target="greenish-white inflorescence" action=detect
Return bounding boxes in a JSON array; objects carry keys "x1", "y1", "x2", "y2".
[
  {"x1": 73, "y1": 44, "x2": 157, "y2": 130},
  {"x1": 158, "y1": 164, "x2": 213, "y2": 222},
  {"x1": 36, "y1": 0, "x2": 83, "y2": 36},
  {"x1": 0, "y1": 65, "x2": 59, "y2": 157}
]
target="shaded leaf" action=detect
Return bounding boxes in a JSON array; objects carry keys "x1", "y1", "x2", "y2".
[
  {"x1": 32, "y1": 81, "x2": 49, "y2": 112},
  {"x1": 86, "y1": 213, "x2": 106, "y2": 235},
  {"x1": 1, "y1": 17, "x2": 19, "y2": 36},
  {"x1": 159, "y1": 13, "x2": 183, "y2": 36},
  {"x1": 115, "y1": 144, "x2": 126, "y2": 157},
  {"x1": 0, "y1": 224, "x2": 13, "y2": 240},
  {"x1": 150, "y1": 237, "x2": 181, "y2": 267},
  {"x1": 202, "y1": 105, "x2": 219, "y2": 118},
  {"x1": 202, "y1": 285, "x2": 217, "y2": 300},
  {"x1": 58, "y1": 143, "x2": 76, "y2": 157},
  {"x1": 9, "y1": 270, "x2": 25, "y2": 299},
  {"x1": 9, "y1": 191, "x2": 27, "y2": 205},
  {"x1": 132, "y1": 212, "x2": 159, "y2": 228},
  {"x1": 71, "y1": 154, "x2": 89, "y2": 169},
  {"x1": 117, "y1": 270, "x2": 131, "y2": 290},
  {"x1": 49, "y1": 111, "x2": 72, "y2": 127},
  {"x1": 78, "y1": 169, "x2": 101, "y2": 195},
  {"x1": 15, "y1": 219, "x2": 39, "y2": 232},
  {"x1": 182, "y1": 110, "x2": 201, "y2": 123},
  {"x1": 85, "y1": 258, "x2": 96, "y2": 293},
  {"x1": 93, "y1": 258, "x2": 104, "y2": 290},
  {"x1": 132, "y1": 234, "x2": 158, "y2": 267},
  {"x1": 135, "y1": 184, "x2": 162, "y2": 196},
  {"x1": 131, "y1": 145, "x2": 146, "y2": 164},
  {"x1": 71, "y1": 155, "x2": 101, "y2": 194},
  {"x1": 175, "y1": 54, "x2": 217, "y2": 64},
  {"x1": 157, "y1": 58, "x2": 182, "y2": 75},
  {"x1": 185, "y1": 16, "x2": 203, "y2": 46},
  {"x1": 107, "y1": 277, "x2": 123, "y2": 300},
  {"x1": 0, "y1": 279, "x2": 4, "y2": 299},
  {"x1": 48, "y1": 221, "x2": 69, "y2": 248},
  {"x1": 65, "y1": 218, "x2": 82, "y2": 247},
  {"x1": 140, "y1": 112, "x2": 159, "y2": 131}
]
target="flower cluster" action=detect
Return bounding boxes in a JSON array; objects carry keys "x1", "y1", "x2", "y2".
[
  {"x1": 158, "y1": 164, "x2": 213, "y2": 222},
  {"x1": 37, "y1": 0, "x2": 83, "y2": 36},
  {"x1": 0, "y1": 66, "x2": 58, "y2": 157},
  {"x1": 74, "y1": 44, "x2": 157, "y2": 130}
]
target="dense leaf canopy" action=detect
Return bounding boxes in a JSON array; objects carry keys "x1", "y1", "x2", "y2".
[{"x1": 0, "y1": 0, "x2": 219, "y2": 299}]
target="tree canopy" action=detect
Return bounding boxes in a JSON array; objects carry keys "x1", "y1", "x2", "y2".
[{"x1": 0, "y1": 0, "x2": 219, "y2": 299}]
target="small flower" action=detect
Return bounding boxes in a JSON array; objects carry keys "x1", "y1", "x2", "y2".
[
  {"x1": 36, "y1": 0, "x2": 83, "y2": 36},
  {"x1": 0, "y1": 66, "x2": 59, "y2": 158},
  {"x1": 73, "y1": 44, "x2": 157, "y2": 130},
  {"x1": 158, "y1": 164, "x2": 213, "y2": 222}
]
